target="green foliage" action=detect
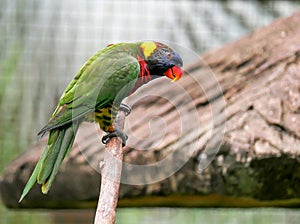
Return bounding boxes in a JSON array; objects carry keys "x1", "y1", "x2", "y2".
[
  {"x1": 0, "y1": 43, "x2": 21, "y2": 105},
  {"x1": 0, "y1": 43, "x2": 22, "y2": 172}
]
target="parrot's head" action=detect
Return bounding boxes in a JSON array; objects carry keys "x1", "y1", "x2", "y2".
[{"x1": 140, "y1": 41, "x2": 183, "y2": 82}]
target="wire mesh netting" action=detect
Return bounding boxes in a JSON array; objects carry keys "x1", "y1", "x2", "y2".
[{"x1": 0, "y1": 0, "x2": 299, "y2": 171}]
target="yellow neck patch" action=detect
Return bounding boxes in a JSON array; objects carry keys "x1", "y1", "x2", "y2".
[{"x1": 141, "y1": 41, "x2": 157, "y2": 58}]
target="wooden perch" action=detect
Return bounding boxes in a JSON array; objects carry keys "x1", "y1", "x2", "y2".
[{"x1": 94, "y1": 110, "x2": 126, "y2": 224}]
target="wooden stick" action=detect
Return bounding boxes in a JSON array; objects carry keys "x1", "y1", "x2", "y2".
[{"x1": 94, "y1": 110, "x2": 126, "y2": 224}]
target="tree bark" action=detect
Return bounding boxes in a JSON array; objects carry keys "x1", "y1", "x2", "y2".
[
  {"x1": 1, "y1": 12, "x2": 300, "y2": 208},
  {"x1": 94, "y1": 110, "x2": 126, "y2": 224}
]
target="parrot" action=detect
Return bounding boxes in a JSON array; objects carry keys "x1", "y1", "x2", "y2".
[{"x1": 19, "y1": 41, "x2": 183, "y2": 202}]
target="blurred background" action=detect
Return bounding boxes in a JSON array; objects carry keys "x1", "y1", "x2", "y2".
[{"x1": 0, "y1": 0, "x2": 300, "y2": 223}]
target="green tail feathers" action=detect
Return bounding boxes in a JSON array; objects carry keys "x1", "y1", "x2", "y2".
[{"x1": 19, "y1": 121, "x2": 79, "y2": 202}]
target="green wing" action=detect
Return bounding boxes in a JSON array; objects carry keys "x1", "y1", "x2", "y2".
[
  {"x1": 39, "y1": 46, "x2": 140, "y2": 134},
  {"x1": 19, "y1": 44, "x2": 140, "y2": 202}
]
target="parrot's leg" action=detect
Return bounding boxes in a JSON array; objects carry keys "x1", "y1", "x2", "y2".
[
  {"x1": 102, "y1": 128, "x2": 128, "y2": 147},
  {"x1": 120, "y1": 103, "x2": 131, "y2": 116}
]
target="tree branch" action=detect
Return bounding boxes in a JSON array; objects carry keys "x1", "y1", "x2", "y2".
[{"x1": 94, "y1": 110, "x2": 126, "y2": 224}]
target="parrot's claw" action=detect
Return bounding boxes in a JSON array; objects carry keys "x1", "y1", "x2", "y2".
[
  {"x1": 102, "y1": 129, "x2": 128, "y2": 147},
  {"x1": 120, "y1": 103, "x2": 131, "y2": 116}
]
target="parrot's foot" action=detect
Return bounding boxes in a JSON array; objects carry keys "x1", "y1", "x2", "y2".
[
  {"x1": 120, "y1": 103, "x2": 131, "y2": 116},
  {"x1": 102, "y1": 128, "x2": 128, "y2": 147}
]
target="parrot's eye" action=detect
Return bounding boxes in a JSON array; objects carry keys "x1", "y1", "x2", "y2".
[{"x1": 161, "y1": 48, "x2": 172, "y2": 58}]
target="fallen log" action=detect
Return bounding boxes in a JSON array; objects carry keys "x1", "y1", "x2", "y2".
[{"x1": 1, "y1": 12, "x2": 300, "y2": 208}]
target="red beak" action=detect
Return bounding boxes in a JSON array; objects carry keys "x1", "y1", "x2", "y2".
[{"x1": 163, "y1": 66, "x2": 183, "y2": 82}]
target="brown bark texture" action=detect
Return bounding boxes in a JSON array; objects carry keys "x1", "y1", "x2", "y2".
[
  {"x1": 94, "y1": 110, "x2": 125, "y2": 224},
  {"x1": 1, "y1": 12, "x2": 300, "y2": 208}
]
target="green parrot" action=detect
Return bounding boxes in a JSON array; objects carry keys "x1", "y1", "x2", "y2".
[{"x1": 19, "y1": 41, "x2": 183, "y2": 202}]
